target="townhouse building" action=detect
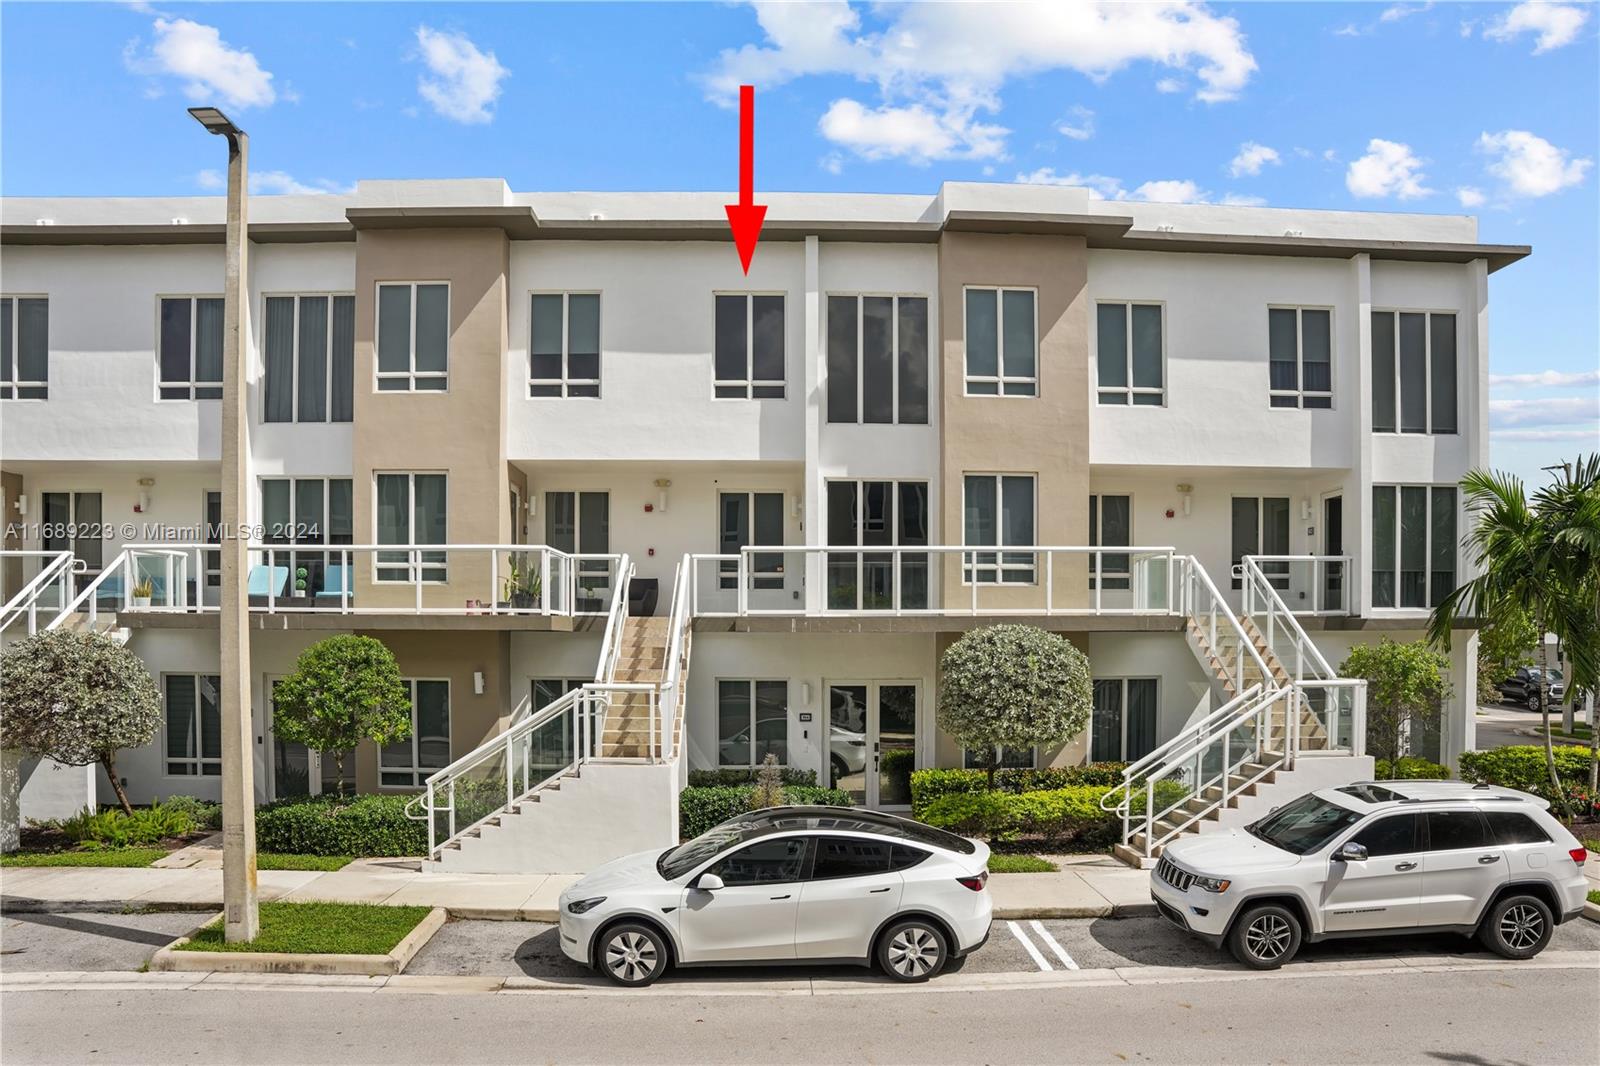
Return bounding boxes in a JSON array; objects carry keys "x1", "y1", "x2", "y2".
[{"x1": 0, "y1": 180, "x2": 1521, "y2": 869}]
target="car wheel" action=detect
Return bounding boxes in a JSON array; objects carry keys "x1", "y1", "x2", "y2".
[
  {"x1": 597, "y1": 922, "x2": 669, "y2": 987},
  {"x1": 830, "y1": 754, "x2": 849, "y2": 786},
  {"x1": 1525, "y1": 693, "x2": 1540, "y2": 711},
  {"x1": 1227, "y1": 904, "x2": 1302, "y2": 970},
  {"x1": 1478, "y1": 894, "x2": 1553, "y2": 959},
  {"x1": 877, "y1": 919, "x2": 948, "y2": 982}
]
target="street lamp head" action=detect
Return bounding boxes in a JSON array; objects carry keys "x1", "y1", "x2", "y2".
[{"x1": 188, "y1": 106, "x2": 243, "y2": 139}]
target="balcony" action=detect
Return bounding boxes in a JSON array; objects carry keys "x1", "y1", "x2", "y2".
[{"x1": 1238, "y1": 555, "x2": 1355, "y2": 616}]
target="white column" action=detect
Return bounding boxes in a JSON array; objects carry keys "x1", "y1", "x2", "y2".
[
  {"x1": 803, "y1": 235, "x2": 824, "y2": 613},
  {"x1": 1351, "y1": 253, "x2": 1373, "y2": 619},
  {"x1": 1443, "y1": 631, "x2": 1478, "y2": 771}
]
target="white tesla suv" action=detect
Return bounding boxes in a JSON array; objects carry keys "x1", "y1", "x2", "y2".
[
  {"x1": 1151, "y1": 781, "x2": 1589, "y2": 969},
  {"x1": 558, "y1": 806, "x2": 993, "y2": 986}
]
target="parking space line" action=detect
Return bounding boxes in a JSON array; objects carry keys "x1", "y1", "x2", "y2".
[
  {"x1": 1005, "y1": 920, "x2": 1052, "y2": 972},
  {"x1": 1029, "y1": 921, "x2": 1078, "y2": 971}
]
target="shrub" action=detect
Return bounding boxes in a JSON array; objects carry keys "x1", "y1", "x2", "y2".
[
  {"x1": 1458, "y1": 745, "x2": 1594, "y2": 814},
  {"x1": 59, "y1": 802, "x2": 194, "y2": 847},
  {"x1": 687, "y1": 767, "x2": 818, "y2": 788},
  {"x1": 160, "y1": 795, "x2": 223, "y2": 830},
  {"x1": 678, "y1": 784, "x2": 851, "y2": 839},
  {"x1": 921, "y1": 791, "x2": 1019, "y2": 840},
  {"x1": 254, "y1": 795, "x2": 427, "y2": 857},
  {"x1": 1375, "y1": 757, "x2": 1451, "y2": 780},
  {"x1": 919, "y1": 778, "x2": 1189, "y2": 847},
  {"x1": 270, "y1": 636, "x2": 413, "y2": 794},
  {"x1": 908, "y1": 762, "x2": 1131, "y2": 818}
]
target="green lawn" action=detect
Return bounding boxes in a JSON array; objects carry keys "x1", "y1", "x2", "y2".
[
  {"x1": 986, "y1": 854, "x2": 1059, "y2": 874},
  {"x1": 0, "y1": 848, "x2": 167, "y2": 868},
  {"x1": 176, "y1": 901, "x2": 432, "y2": 955},
  {"x1": 1588, "y1": 890, "x2": 1599, "y2": 906},
  {"x1": 1583, "y1": 839, "x2": 1600, "y2": 854},
  {"x1": 256, "y1": 853, "x2": 353, "y2": 871}
]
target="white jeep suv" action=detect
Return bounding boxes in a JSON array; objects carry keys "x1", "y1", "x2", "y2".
[{"x1": 1151, "y1": 781, "x2": 1589, "y2": 969}]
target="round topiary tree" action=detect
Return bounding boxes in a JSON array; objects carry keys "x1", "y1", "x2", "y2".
[
  {"x1": 1, "y1": 629, "x2": 163, "y2": 815},
  {"x1": 938, "y1": 624, "x2": 1094, "y2": 789},
  {"x1": 270, "y1": 635, "x2": 413, "y2": 796}
]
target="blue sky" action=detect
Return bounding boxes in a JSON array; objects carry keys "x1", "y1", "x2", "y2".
[{"x1": 2, "y1": 1, "x2": 1595, "y2": 483}]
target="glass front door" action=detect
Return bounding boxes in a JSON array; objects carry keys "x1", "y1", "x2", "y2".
[
  {"x1": 1322, "y1": 495, "x2": 1344, "y2": 612},
  {"x1": 827, "y1": 681, "x2": 919, "y2": 809}
]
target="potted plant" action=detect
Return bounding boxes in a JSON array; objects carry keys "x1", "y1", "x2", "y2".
[
  {"x1": 131, "y1": 577, "x2": 154, "y2": 609},
  {"x1": 500, "y1": 562, "x2": 542, "y2": 610}
]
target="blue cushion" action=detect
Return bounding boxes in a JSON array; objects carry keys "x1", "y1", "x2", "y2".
[
  {"x1": 315, "y1": 564, "x2": 351, "y2": 598},
  {"x1": 247, "y1": 565, "x2": 288, "y2": 597}
]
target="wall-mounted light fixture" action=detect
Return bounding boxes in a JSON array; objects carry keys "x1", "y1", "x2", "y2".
[
  {"x1": 136, "y1": 477, "x2": 155, "y2": 513},
  {"x1": 1176, "y1": 483, "x2": 1192, "y2": 517},
  {"x1": 1301, "y1": 499, "x2": 1313, "y2": 521},
  {"x1": 473, "y1": 671, "x2": 486, "y2": 696},
  {"x1": 654, "y1": 478, "x2": 671, "y2": 513},
  {"x1": 800, "y1": 680, "x2": 813, "y2": 706}
]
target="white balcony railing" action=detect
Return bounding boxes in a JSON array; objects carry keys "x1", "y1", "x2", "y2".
[
  {"x1": 0, "y1": 550, "x2": 84, "y2": 635},
  {"x1": 688, "y1": 545, "x2": 1182, "y2": 617},
  {"x1": 1237, "y1": 555, "x2": 1354, "y2": 616}
]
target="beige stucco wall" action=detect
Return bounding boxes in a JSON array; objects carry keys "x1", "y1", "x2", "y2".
[
  {"x1": 1, "y1": 470, "x2": 23, "y2": 599},
  {"x1": 936, "y1": 232, "x2": 1091, "y2": 611},
  {"x1": 351, "y1": 228, "x2": 511, "y2": 611}
]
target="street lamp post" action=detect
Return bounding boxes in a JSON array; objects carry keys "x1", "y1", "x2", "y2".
[{"x1": 189, "y1": 105, "x2": 258, "y2": 942}]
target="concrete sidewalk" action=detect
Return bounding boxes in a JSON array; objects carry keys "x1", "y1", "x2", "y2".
[{"x1": 0, "y1": 854, "x2": 1153, "y2": 920}]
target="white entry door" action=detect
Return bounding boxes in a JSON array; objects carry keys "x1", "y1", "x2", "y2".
[{"x1": 826, "y1": 681, "x2": 919, "y2": 809}]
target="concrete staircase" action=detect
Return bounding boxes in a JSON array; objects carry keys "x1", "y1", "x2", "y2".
[
  {"x1": 1184, "y1": 615, "x2": 1328, "y2": 752},
  {"x1": 602, "y1": 616, "x2": 671, "y2": 758}
]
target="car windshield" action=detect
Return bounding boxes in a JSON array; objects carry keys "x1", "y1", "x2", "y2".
[
  {"x1": 656, "y1": 816, "x2": 769, "y2": 880},
  {"x1": 1247, "y1": 793, "x2": 1364, "y2": 855}
]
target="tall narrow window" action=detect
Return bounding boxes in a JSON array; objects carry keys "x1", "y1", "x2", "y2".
[
  {"x1": 1089, "y1": 494, "x2": 1131, "y2": 591},
  {"x1": 376, "y1": 283, "x2": 448, "y2": 392},
  {"x1": 203, "y1": 490, "x2": 222, "y2": 595},
  {"x1": 717, "y1": 679, "x2": 788, "y2": 766},
  {"x1": 965, "y1": 287, "x2": 1036, "y2": 396},
  {"x1": 375, "y1": 473, "x2": 447, "y2": 582},
  {"x1": 530, "y1": 292, "x2": 601, "y2": 397},
  {"x1": 40, "y1": 491, "x2": 103, "y2": 572},
  {"x1": 1092, "y1": 678, "x2": 1159, "y2": 762},
  {"x1": 261, "y1": 478, "x2": 354, "y2": 599},
  {"x1": 1096, "y1": 302, "x2": 1164, "y2": 405},
  {"x1": 157, "y1": 296, "x2": 223, "y2": 400},
  {"x1": 165, "y1": 674, "x2": 222, "y2": 776},
  {"x1": 380, "y1": 679, "x2": 450, "y2": 787},
  {"x1": 1230, "y1": 496, "x2": 1290, "y2": 589},
  {"x1": 1371, "y1": 485, "x2": 1456, "y2": 609},
  {"x1": 825, "y1": 480, "x2": 928, "y2": 610},
  {"x1": 714, "y1": 293, "x2": 785, "y2": 398},
  {"x1": 963, "y1": 474, "x2": 1035, "y2": 584},
  {"x1": 264, "y1": 294, "x2": 355, "y2": 422},
  {"x1": 1371, "y1": 310, "x2": 1456, "y2": 434},
  {"x1": 1268, "y1": 307, "x2": 1332, "y2": 409},
  {"x1": 826, "y1": 294, "x2": 928, "y2": 424},
  {"x1": 1, "y1": 296, "x2": 49, "y2": 399},
  {"x1": 718, "y1": 492, "x2": 784, "y2": 591},
  {"x1": 545, "y1": 491, "x2": 610, "y2": 605}
]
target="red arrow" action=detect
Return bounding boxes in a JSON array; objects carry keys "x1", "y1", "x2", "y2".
[{"x1": 724, "y1": 84, "x2": 767, "y2": 274}]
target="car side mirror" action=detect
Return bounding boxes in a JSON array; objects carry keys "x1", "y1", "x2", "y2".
[
  {"x1": 694, "y1": 873, "x2": 724, "y2": 892},
  {"x1": 1333, "y1": 842, "x2": 1368, "y2": 863}
]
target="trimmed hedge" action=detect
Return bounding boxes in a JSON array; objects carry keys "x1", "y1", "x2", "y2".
[
  {"x1": 254, "y1": 795, "x2": 427, "y2": 857},
  {"x1": 680, "y1": 785, "x2": 851, "y2": 839},
  {"x1": 909, "y1": 763, "x2": 1130, "y2": 818},
  {"x1": 1374, "y1": 757, "x2": 1450, "y2": 781},
  {"x1": 1458, "y1": 745, "x2": 1597, "y2": 816},
  {"x1": 920, "y1": 780, "x2": 1189, "y2": 846},
  {"x1": 687, "y1": 767, "x2": 819, "y2": 788}
]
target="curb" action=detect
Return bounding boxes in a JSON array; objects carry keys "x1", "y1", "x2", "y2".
[
  {"x1": 147, "y1": 907, "x2": 447, "y2": 977},
  {"x1": 1582, "y1": 901, "x2": 1600, "y2": 925}
]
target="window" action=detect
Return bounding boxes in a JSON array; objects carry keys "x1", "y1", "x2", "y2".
[
  {"x1": 530, "y1": 292, "x2": 600, "y2": 397},
  {"x1": 1372, "y1": 310, "x2": 1456, "y2": 434},
  {"x1": 714, "y1": 293, "x2": 784, "y2": 398},
  {"x1": 1484, "y1": 811, "x2": 1551, "y2": 846},
  {"x1": 2, "y1": 295, "x2": 48, "y2": 399},
  {"x1": 157, "y1": 296, "x2": 224, "y2": 400},
  {"x1": 825, "y1": 480, "x2": 929, "y2": 609},
  {"x1": 810, "y1": 836, "x2": 891, "y2": 879},
  {"x1": 1096, "y1": 301, "x2": 1163, "y2": 405},
  {"x1": 165, "y1": 674, "x2": 221, "y2": 776},
  {"x1": 1371, "y1": 485, "x2": 1457, "y2": 609},
  {"x1": 1347, "y1": 813, "x2": 1418, "y2": 857},
  {"x1": 963, "y1": 746, "x2": 1035, "y2": 770},
  {"x1": 533, "y1": 678, "x2": 587, "y2": 708},
  {"x1": 708, "y1": 836, "x2": 808, "y2": 886},
  {"x1": 718, "y1": 491, "x2": 784, "y2": 591},
  {"x1": 203, "y1": 490, "x2": 222, "y2": 594},
  {"x1": 380, "y1": 679, "x2": 450, "y2": 788},
  {"x1": 262, "y1": 478, "x2": 354, "y2": 597},
  {"x1": 963, "y1": 474, "x2": 1035, "y2": 584},
  {"x1": 1425, "y1": 810, "x2": 1490, "y2": 851},
  {"x1": 1092, "y1": 678, "x2": 1158, "y2": 762},
  {"x1": 264, "y1": 294, "x2": 354, "y2": 421},
  {"x1": 375, "y1": 473, "x2": 447, "y2": 583},
  {"x1": 888, "y1": 844, "x2": 930, "y2": 871},
  {"x1": 1268, "y1": 307, "x2": 1332, "y2": 409},
  {"x1": 826, "y1": 294, "x2": 928, "y2": 424},
  {"x1": 965, "y1": 287, "x2": 1036, "y2": 396},
  {"x1": 1230, "y1": 497, "x2": 1290, "y2": 590},
  {"x1": 40, "y1": 492, "x2": 103, "y2": 572},
  {"x1": 717, "y1": 679, "x2": 787, "y2": 767},
  {"x1": 545, "y1": 491, "x2": 610, "y2": 603},
  {"x1": 1089, "y1": 494, "x2": 1131, "y2": 591},
  {"x1": 376, "y1": 282, "x2": 448, "y2": 392}
]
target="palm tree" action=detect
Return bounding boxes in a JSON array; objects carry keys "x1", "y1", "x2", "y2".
[{"x1": 1428, "y1": 455, "x2": 1600, "y2": 820}]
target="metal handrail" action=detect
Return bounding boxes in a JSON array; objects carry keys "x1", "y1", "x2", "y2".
[
  {"x1": 1240, "y1": 556, "x2": 1337, "y2": 681},
  {"x1": 1181, "y1": 554, "x2": 1273, "y2": 692},
  {"x1": 0, "y1": 550, "x2": 81, "y2": 634},
  {"x1": 1100, "y1": 683, "x2": 1264, "y2": 816},
  {"x1": 655, "y1": 555, "x2": 694, "y2": 762},
  {"x1": 46, "y1": 547, "x2": 193, "y2": 630},
  {"x1": 1242, "y1": 554, "x2": 1354, "y2": 616}
]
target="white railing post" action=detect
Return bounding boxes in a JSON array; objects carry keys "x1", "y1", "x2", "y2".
[
  {"x1": 1045, "y1": 551, "x2": 1054, "y2": 615},
  {"x1": 969, "y1": 551, "x2": 977, "y2": 614},
  {"x1": 414, "y1": 549, "x2": 423, "y2": 613},
  {"x1": 1093, "y1": 550, "x2": 1102, "y2": 614},
  {"x1": 447, "y1": 781, "x2": 456, "y2": 841},
  {"x1": 426, "y1": 782, "x2": 436, "y2": 859},
  {"x1": 541, "y1": 550, "x2": 552, "y2": 615},
  {"x1": 1143, "y1": 778, "x2": 1155, "y2": 856},
  {"x1": 491, "y1": 551, "x2": 499, "y2": 616}
]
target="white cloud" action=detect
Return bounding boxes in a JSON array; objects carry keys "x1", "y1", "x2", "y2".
[
  {"x1": 1489, "y1": 369, "x2": 1600, "y2": 388},
  {"x1": 1491, "y1": 427, "x2": 1600, "y2": 442},
  {"x1": 820, "y1": 152, "x2": 844, "y2": 175},
  {"x1": 196, "y1": 169, "x2": 353, "y2": 196},
  {"x1": 1456, "y1": 186, "x2": 1487, "y2": 207},
  {"x1": 1229, "y1": 141, "x2": 1280, "y2": 177},
  {"x1": 1345, "y1": 138, "x2": 1431, "y2": 199},
  {"x1": 705, "y1": 1, "x2": 1257, "y2": 162},
  {"x1": 1333, "y1": 23, "x2": 1363, "y2": 37},
  {"x1": 125, "y1": 17, "x2": 275, "y2": 109},
  {"x1": 1014, "y1": 168, "x2": 1127, "y2": 199},
  {"x1": 412, "y1": 26, "x2": 508, "y2": 124},
  {"x1": 1379, "y1": 3, "x2": 1432, "y2": 23},
  {"x1": 1131, "y1": 179, "x2": 1208, "y2": 204},
  {"x1": 1014, "y1": 169, "x2": 1250, "y2": 205},
  {"x1": 1489, "y1": 395, "x2": 1600, "y2": 428},
  {"x1": 1154, "y1": 77, "x2": 1184, "y2": 93},
  {"x1": 1483, "y1": 2, "x2": 1590, "y2": 53},
  {"x1": 1477, "y1": 130, "x2": 1593, "y2": 197},
  {"x1": 1056, "y1": 106, "x2": 1095, "y2": 141}
]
